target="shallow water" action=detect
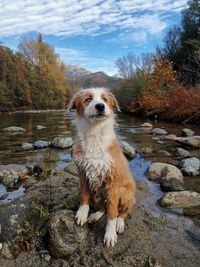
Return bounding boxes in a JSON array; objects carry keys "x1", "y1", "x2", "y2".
[{"x1": 0, "y1": 112, "x2": 200, "y2": 226}]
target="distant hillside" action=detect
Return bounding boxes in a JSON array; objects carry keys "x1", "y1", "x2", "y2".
[{"x1": 65, "y1": 65, "x2": 122, "y2": 89}]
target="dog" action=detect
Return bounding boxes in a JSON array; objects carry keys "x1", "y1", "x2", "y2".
[{"x1": 68, "y1": 87, "x2": 136, "y2": 247}]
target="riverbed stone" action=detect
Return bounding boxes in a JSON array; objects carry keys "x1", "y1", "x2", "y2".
[
  {"x1": 36, "y1": 125, "x2": 47, "y2": 129},
  {"x1": 176, "y1": 136, "x2": 200, "y2": 148},
  {"x1": 141, "y1": 147, "x2": 153, "y2": 154},
  {"x1": 182, "y1": 128, "x2": 195, "y2": 137},
  {"x1": 147, "y1": 163, "x2": 183, "y2": 182},
  {"x1": 3, "y1": 126, "x2": 26, "y2": 132},
  {"x1": 48, "y1": 210, "x2": 88, "y2": 258},
  {"x1": 0, "y1": 164, "x2": 28, "y2": 183},
  {"x1": 161, "y1": 134, "x2": 177, "y2": 141},
  {"x1": 160, "y1": 191, "x2": 200, "y2": 212},
  {"x1": 179, "y1": 157, "x2": 200, "y2": 176},
  {"x1": 160, "y1": 178, "x2": 185, "y2": 192},
  {"x1": 175, "y1": 148, "x2": 191, "y2": 158},
  {"x1": 141, "y1": 122, "x2": 153, "y2": 128},
  {"x1": 33, "y1": 140, "x2": 50, "y2": 149},
  {"x1": 152, "y1": 128, "x2": 168, "y2": 135},
  {"x1": 119, "y1": 141, "x2": 136, "y2": 160},
  {"x1": 20, "y1": 143, "x2": 34, "y2": 151},
  {"x1": 51, "y1": 136, "x2": 73, "y2": 149},
  {"x1": 157, "y1": 150, "x2": 171, "y2": 156}
]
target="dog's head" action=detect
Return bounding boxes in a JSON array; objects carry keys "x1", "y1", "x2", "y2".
[{"x1": 67, "y1": 88, "x2": 120, "y2": 122}]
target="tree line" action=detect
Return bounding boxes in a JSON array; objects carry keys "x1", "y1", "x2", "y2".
[
  {"x1": 0, "y1": 34, "x2": 69, "y2": 111},
  {"x1": 115, "y1": 0, "x2": 200, "y2": 124}
]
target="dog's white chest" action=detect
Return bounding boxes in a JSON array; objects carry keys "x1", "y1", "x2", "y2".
[{"x1": 74, "y1": 137, "x2": 112, "y2": 188}]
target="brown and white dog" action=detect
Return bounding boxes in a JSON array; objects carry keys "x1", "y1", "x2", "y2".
[{"x1": 68, "y1": 87, "x2": 136, "y2": 247}]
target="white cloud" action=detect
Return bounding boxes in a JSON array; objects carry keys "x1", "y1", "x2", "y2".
[{"x1": 0, "y1": 0, "x2": 187, "y2": 38}]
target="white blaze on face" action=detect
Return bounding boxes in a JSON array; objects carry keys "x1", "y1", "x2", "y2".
[{"x1": 84, "y1": 88, "x2": 113, "y2": 119}]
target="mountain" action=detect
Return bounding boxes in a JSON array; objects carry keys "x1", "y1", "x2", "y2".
[{"x1": 65, "y1": 65, "x2": 122, "y2": 89}]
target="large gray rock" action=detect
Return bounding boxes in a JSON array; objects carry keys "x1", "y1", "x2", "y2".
[
  {"x1": 148, "y1": 163, "x2": 183, "y2": 182},
  {"x1": 182, "y1": 128, "x2": 195, "y2": 137},
  {"x1": 48, "y1": 210, "x2": 88, "y2": 258},
  {"x1": 51, "y1": 136, "x2": 73, "y2": 149},
  {"x1": 119, "y1": 141, "x2": 136, "y2": 160},
  {"x1": 3, "y1": 126, "x2": 26, "y2": 132},
  {"x1": 179, "y1": 157, "x2": 200, "y2": 176},
  {"x1": 33, "y1": 140, "x2": 50, "y2": 149},
  {"x1": 160, "y1": 191, "x2": 200, "y2": 212},
  {"x1": 152, "y1": 128, "x2": 168, "y2": 135},
  {"x1": 0, "y1": 164, "x2": 28, "y2": 184},
  {"x1": 176, "y1": 136, "x2": 200, "y2": 148},
  {"x1": 160, "y1": 178, "x2": 184, "y2": 192},
  {"x1": 141, "y1": 122, "x2": 153, "y2": 128},
  {"x1": 175, "y1": 148, "x2": 191, "y2": 158}
]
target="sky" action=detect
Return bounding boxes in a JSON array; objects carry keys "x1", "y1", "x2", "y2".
[{"x1": 0, "y1": 0, "x2": 188, "y2": 76}]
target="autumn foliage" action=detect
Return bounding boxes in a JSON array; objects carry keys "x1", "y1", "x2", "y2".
[{"x1": 129, "y1": 57, "x2": 200, "y2": 124}]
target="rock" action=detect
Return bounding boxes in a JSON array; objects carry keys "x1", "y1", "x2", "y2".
[
  {"x1": 152, "y1": 128, "x2": 168, "y2": 135},
  {"x1": 182, "y1": 128, "x2": 195, "y2": 137},
  {"x1": 51, "y1": 137, "x2": 73, "y2": 149},
  {"x1": 20, "y1": 143, "x2": 34, "y2": 151},
  {"x1": 0, "y1": 196, "x2": 33, "y2": 258},
  {"x1": 48, "y1": 210, "x2": 88, "y2": 258},
  {"x1": 33, "y1": 140, "x2": 50, "y2": 149},
  {"x1": 148, "y1": 163, "x2": 183, "y2": 182},
  {"x1": 179, "y1": 157, "x2": 200, "y2": 176},
  {"x1": 0, "y1": 164, "x2": 28, "y2": 183},
  {"x1": 160, "y1": 178, "x2": 185, "y2": 192},
  {"x1": 119, "y1": 141, "x2": 136, "y2": 160},
  {"x1": 141, "y1": 122, "x2": 153, "y2": 128},
  {"x1": 3, "y1": 126, "x2": 26, "y2": 132},
  {"x1": 157, "y1": 150, "x2": 171, "y2": 156},
  {"x1": 36, "y1": 125, "x2": 47, "y2": 129},
  {"x1": 176, "y1": 136, "x2": 200, "y2": 148},
  {"x1": 160, "y1": 191, "x2": 200, "y2": 212},
  {"x1": 157, "y1": 140, "x2": 164, "y2": 144},
  {"x1": 2, "y1": 175, "x2": 19, "y2": 188},
  {"x1": 64, "y1": 162, "x2": 78, "y2": 176},
  {"x1": 175, "y1": 148, "x2": 191, "y2": 158},
  {"x1": 152, "y1": 137, "x2": 160, "y2": 141},
  {"x1": 141, "y1": 147, "x2": 153, "y2": 154}
]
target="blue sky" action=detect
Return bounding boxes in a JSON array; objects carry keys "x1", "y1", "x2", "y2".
[{"x1": 0, "y1": 0, "x2": 188, "y2": 75}]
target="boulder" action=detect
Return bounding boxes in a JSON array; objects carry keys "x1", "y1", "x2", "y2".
[
  {"x1": 119, "y1": 141, "x2": 136, "y2": 160},
  {"x1": 175, "y1": 148, "x2": 191, "y2": 158},
  {"x1": 157, "y1": 150, "x2": 171, "y2": 156},
  {"x1": 160, "y1": 191, "x2": 200, "y2": 212},
  {"x1": 36, "y1": 125, "x2": 47, "y2": 129},
  {"x1": 33, "y1": 140, "x2": 50, "y2": 149},
  {"x1": 0, "y1": 164, "x2": 28, "y2": 184},
  {"x1": 20, "y1": 143, "x2": 34, "y2": 151},
  {"x1": 51, "y1": 137, "x2": 73, "y2": 149},
  {"x1": 141, "y1": 122, "x2": 153, "y2": 128},
  {"x1": 48, "y1": 210, "x2": 88, "y2": 258},
  {"x1": 3, "y1": 126, "x2": 26, "y2": 132},
  {"x1": 179, "y1": 157, "x2": 200, "y2": 176},
  {"x1": 160, "y1": 178, "x2": 184, "y2": 192},
  {"x1": 147, "y1": 163, "x2": 183, "y2": 182},
  {"x1": 152, "y1": 128, "x2": 168, "y2": 135},
  {"x1": 176, "y1": 136, "x2": 200, "y2": 148},
  {"x1": 182, "y1": 128, "x2": 195, "y2": 137}
]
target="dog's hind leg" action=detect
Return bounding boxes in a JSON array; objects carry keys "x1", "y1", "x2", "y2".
[
  {"x1": 88, "y1": 210, "x2": 104, "y2": 223},
  {"x1": 117, "y1": 183, "x2": 136, "y2": 233}
]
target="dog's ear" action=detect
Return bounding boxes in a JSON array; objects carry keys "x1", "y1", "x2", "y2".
[
  {"x1": 108, "y1": 93, "x2": 121, "y2": 112},
  {"x1": 67, "y1": 91, "x2": 82, "y2": 112}
]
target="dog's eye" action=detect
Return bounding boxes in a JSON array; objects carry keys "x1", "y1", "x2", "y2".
[
  {"x1": 102, "y1": 97, "x2": 107, "y2": 102},
  {"x1": 85, "y1": 97, "x2": 92, "y2": 103}
]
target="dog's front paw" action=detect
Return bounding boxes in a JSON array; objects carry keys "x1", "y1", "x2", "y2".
[
  {"x1": 75, "y1": 205, "x2": 89, "y2": 226},
  {"x1": 116, "y1": 217, "x2": 125, "y2": 233},
  {"x1": 104, "y1": 231, "x2": 117, "y2": 247}
]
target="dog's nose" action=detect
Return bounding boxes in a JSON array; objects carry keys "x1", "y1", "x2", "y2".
[{"x1": 95, "y1": 103, "x2": 105, "y2": 111}]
